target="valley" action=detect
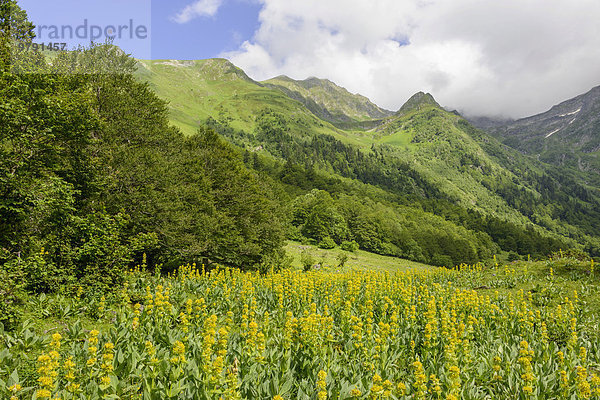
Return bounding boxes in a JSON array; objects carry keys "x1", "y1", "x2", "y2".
[{"x1": 2, "y1": 2, "x2": 600, "y2": 397}]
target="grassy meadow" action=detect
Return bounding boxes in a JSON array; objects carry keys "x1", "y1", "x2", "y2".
[
  {"x1": 284, "y1": 241, "x2": 431, "y2": 273},
  {"x1": 1, "y1": 248, "x2": 599, "y2": 400}
]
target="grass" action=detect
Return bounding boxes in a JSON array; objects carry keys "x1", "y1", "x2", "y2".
[
  {"x1": 376, "y1": 130, "x2": 415, "y2": 147},
  {"x1": 285, "y1": 240, "x2": 435, "y2": 272},
  {"x1": 263, "y1": 75, "x2": 392, "y2": 122}
]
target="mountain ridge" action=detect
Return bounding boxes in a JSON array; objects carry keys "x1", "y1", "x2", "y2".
[
  {"x1": 471, "y1": 85, "x2": 600, "y2": 176},
  {"x1": 262, "y1": 74, "x2": 392, "y2": 127}
]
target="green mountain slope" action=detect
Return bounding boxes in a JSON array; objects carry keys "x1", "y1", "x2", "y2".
[
  {"x1": 135, "y1": 59, "x2": 369, "y2": 147},
  {"x1": 135, "y1": 57, "x2": 600, "y2": 259},
  {"x1": 373, "y1": 101, "x2": 527, "y2": 221},
  {"x1": 369, "y1": 96, "x2": 600, "y2": 241},
  {"x1": 262, "y1": 75, "x2": 392, "y2": 127}
]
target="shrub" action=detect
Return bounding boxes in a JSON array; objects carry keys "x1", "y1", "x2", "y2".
[
  {"x1": 431, "y1": 254, "x2": 454, "y2": 267},
  {"x1": 318, "y1": 237, "x2": 336, "y2": 249},
  {"x1": 257, "y1": 249, "x2": 293, "y2": 274},
  {"x1": 70, "y1": 212, "x2": 158, "y2": 292},
  {"x1": 287, "y1": 226, "x2": 305, "y2": 242},
  {"x1": 20, "y1": 250, "x2": 71, "y2": 293},
  {"x1": 300, "y1": 249, "x2": 315, "y2": 272},
  {"x1": 0, "y1": 265, "x2": 24, "y2": 331},
  {"x1": 340, "y1": 240, "x2": 359, "y2": 252},
  {"x1": 337, "y1": 252, "x2": 349, "y2": 268}
]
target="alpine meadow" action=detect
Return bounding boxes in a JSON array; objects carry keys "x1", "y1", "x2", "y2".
[{"x1": 1, "y1": 1, "x2": 600, "y2": 400}]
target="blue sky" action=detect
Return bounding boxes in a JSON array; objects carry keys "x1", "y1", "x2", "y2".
[
  {"x1": 18, "y1": 0, "x2": 261, "y2": 60},
  {"x1": 151, "y1": 0, "x2": 261, "y2": 60}
]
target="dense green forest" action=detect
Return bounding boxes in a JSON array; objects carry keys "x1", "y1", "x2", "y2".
[{"x1": 204, "y1": 113, "x2": 584, "y2": 261}]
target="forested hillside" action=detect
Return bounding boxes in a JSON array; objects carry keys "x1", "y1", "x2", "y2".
[{"x1": 139, "y1": 59, "x2": 600, "y2": 263}]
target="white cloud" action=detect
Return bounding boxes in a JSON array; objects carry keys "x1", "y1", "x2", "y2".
[
  {"x1": 172, "y1": 0, "x2": 224, "y2": 24},
  {"x1": 222, "y1": 0, "x2": 600, "y2": 118}
]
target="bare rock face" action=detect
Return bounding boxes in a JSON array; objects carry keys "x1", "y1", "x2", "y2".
[{"x1": 471, "y1": 85, "x2": 600, "y2": 173}]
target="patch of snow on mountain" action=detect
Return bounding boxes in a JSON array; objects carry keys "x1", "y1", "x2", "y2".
[
  {"x1": 558, "y1": 108, "x2": 581, "y2": 117},
  {"x1": 545, "y1": 128, "x2": 561, "y2": 138}
]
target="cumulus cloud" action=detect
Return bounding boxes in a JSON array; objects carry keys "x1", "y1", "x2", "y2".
[
  {"x1": 172, "y1": 0, "x2": 224, "y2": 24},
  {"x1": 222, "y1": 0, "x2": 600, "y2": 118}
]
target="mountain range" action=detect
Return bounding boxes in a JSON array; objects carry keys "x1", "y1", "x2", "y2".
[{"x1": 134, "y1": 57, "x2": 600, "y2": 260}]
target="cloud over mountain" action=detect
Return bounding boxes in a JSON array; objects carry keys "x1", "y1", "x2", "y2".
[{"x1": 223, "y1": 0, "x2": 600, "y2": 118}]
